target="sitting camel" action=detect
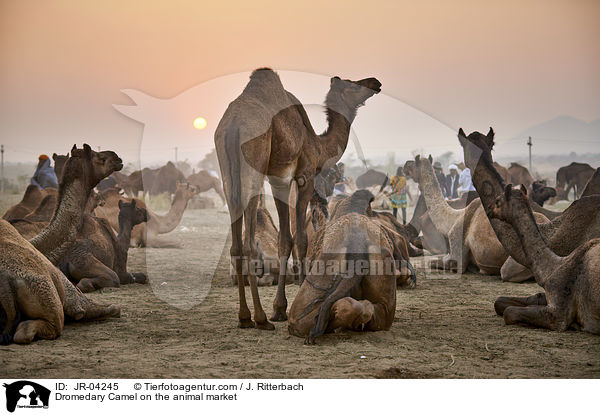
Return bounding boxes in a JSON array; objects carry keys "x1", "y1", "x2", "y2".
[
  {"x1": 457, "y1": 128, "x2": 600, "y2": 283},
  {"x1": 186, "y1": 170, "x2": 226, "y2": 205},
  {"x1": 490, "y1": 185, "x2": 600, "y2": 334},
  {"x1": 288, "y1": 190, "x2": 414, "y2": 344},
  {"x1": 59, "y1": 199, "x2": 148, "y2": 292},
  {"x1": 2, "y1": 185, "x2": 45, "y2": 221},
  {"x1": 95, "y1": 182, "x2": 198, "y2": 247},
  {"x1": 0, "y1": 145, "x2": 121, "y2": 345}
]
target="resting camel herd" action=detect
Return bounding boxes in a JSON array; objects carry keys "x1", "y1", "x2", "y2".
[{"x1": 1, "y1": 68, "x2": 599, "y2": 346}]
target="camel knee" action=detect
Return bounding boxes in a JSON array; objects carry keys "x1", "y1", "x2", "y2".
[
  {"x1": 330, "y1": 298, "x2": 374, "y2": 331},
  {"x1": 13, "y1": 319, "x2": 62, "y2": 344}
]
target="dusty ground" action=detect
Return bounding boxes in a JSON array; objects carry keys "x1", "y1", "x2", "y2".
[{"x1": 1, "y1": 195, "x2": 599, "y2": 378}]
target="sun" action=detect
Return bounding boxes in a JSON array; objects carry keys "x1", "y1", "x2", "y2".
[{"x1": 193, "y1": 116, "x2": 207, "y2": 130}]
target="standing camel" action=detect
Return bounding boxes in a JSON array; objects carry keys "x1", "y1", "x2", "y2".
[{"x1": 215, "y1": 68, "x2": 381, "y2": 329}]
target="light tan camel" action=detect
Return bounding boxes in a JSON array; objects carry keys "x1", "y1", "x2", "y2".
[
  {"x1": 490, "y1": 185, "x2": 600, "y2": 334},
  {"x1": 288, "y1": 190, "x2": 411, "y2": 344},
  {"x1": 457, "y1": 127, "x2": 600, "y2": 284},
  {"x1": 215, "y1": 68, "x2": 380, "y2": 329},
  {"x1": 60, "y1": 199, "x2": 148, "y2": 292},
  {"x1": 186, "y1": 170, "x2": 226, "y2": 205},
  {"x1": 0, "y1": 145, "x2": 121, "y2": 345},
  {"x1": 95, "y1": 182, "x2": 198, "y2": 247}
]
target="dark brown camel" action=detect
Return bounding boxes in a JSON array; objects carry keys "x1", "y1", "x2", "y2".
[
  {"x1": 457, "y1": 127, "x2": 600, "y2": 284},
  {"x1": 1, "y1": 145, "x2": 122, "y2": 344},
  {"x1": 52, "y1": 153, "x2": 69, "y2": 180},
  {"x1": 149, "y1": 162, "x2": 186, "y2": 196},
  {"x1": 490, "y1": 185, "x2": 600, "y2": 334},
  {"x1": 288, "y1": 190, "x2": 411, "y2": 344},
  {"x1": 530, "y1": 180, "x2": 556, "y2": 207},
  {"x1": 59, "y1": 199, "x2": 148, "y2": 292},
  {"x1": 507, "y1": 163, "x2": 534, "y2": 188},
  {"x1": 356, "y1": 169, "x2": 388, "y2": 189},
  {"x1": 215, "y1": 68, "x2": 380, "y2": 329},
  {"x1": 555, "y1": 162, "x2": 595, "y2": 200}
]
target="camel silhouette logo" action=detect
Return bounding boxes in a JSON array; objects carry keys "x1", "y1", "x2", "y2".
[{"x1": 3, "y1": 381, "x2": 50, "y2": 413}]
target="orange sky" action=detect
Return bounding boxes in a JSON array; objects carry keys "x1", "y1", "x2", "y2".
[{"x1": 1, "y1": 0, "x2": 599, "y2": 162}]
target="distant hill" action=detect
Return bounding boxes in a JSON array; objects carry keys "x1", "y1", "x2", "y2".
[{"x1": 512, "y1": 115, "x2": 600, "y2": 145}]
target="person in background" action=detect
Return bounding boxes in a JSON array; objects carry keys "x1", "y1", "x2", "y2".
[
  {"x1": 446, "y1": 164, "x2": 460, "y2": 199},
  {"x1": 30, "y1": 154, "x2": 59, "y2": 189},
  {"x1": 433, "y1": 161, "x2": 448, "y2": 197},
  {"x1": 390, "y1": 166, "x2": 408, "y2": 224},
  {"x1": 458, "y1": 165, "x2": 476, "y2": 196},
  {"x1": 333, "y1": 162, "x2": 346, "y2": 195}
]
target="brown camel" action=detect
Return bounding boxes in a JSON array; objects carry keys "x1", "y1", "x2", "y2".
[
  {"x1": 530, "y1": 180, "x2": 556, "y2": 207},
  {"x1": 148, "y1": 162, "x2": 186, "y2": 196},
  {"x1": 0, "y1": 145, "x2": 122, "y2": 345},
  {"x1": 555, "y1": 162, "x2": 595, "y2": 200},
  {"x1": 355, "y1": 169, "x2": 388, "y2": 189},
  {"x1": 457, "y1": 127, "x2": 600, "y2": 284},
  {"x1": 52, "y1": 153, "x2": 68, "y2": 180},
  {"x1": 507, "y1": 163, "x2": 534, "y2": 188},
  {"x1": 2, "y1": 185, "x2": 45, "y2": 221},
  {"x1": 288, "y1": 190, "x2": 411, "y2": 344},
  {"x1": 216, "y1": 68, "x2": 380, "y2": 329},
  {"x1": 95, "y1": 182, "x2": 198, "y2": 247},
  {"x1": 59, "y1": 199, "x2": 148, "y2": 292},
  {"x1": 490, "y1": 185, "x2": 600, "y2": 334},
  {"x1": 186, "y1": 170, "x2": 226, "y2": 205}
]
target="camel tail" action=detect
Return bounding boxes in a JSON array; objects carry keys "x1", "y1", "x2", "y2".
[{"x1": 224, "y1": 123, "x2": 242, "y2": 215}]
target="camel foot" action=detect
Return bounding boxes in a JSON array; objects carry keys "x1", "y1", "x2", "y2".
[
  {"x1": 270, "y1": 310, "x2": 288, "y2": 322},
  {"x1": 107, "y1": 305, "x2": 121, "y2": 318},
  {"x1": 132, "y1": 273, "x2": 148, "y2": 284},
  {"x1": 304, "y1": 336, "x2": 316, "y2": 345},
  {"x1": 0, "y1": 333, "x2": 14, "y2": 345},
  {"x1": 238, "y1": 319, "x2": 255, "y2": 329},
  {"x1": 77, "y1": 280, "x2": 95, "y2": 293},
  {"x1": 255, "y1": 321, "x2": 275, "y2": 331}
]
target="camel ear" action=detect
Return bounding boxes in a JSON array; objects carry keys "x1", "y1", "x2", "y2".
[
  {"x1": 520, "y1": 184, "x2": 528, "y2": 196},
  {"x1": 415, "y1": 155, "x2": 420, "y2": 162},
  {"x1": 83, "y1": 144, "x2": 92, "y2": 159},
  {"x1": 118, "y1": 199, "x2": 123, "y2": 209},
  {"x1": 458, "y1": 128, "x2": 467, "y2": 139},
  {"x1": 504, "y1": 184, "x2": 512, "y2": 201},
  {"x1": 428, "y1": 154, "x2": 433, "y2": 163},
  {"x1": 52, "y1": 153, "x2": 57, "y2": 160},
  {"x1": 485, "y1": 127, "x2": 495, "y2": 149},
  {"x1": 330, "y1": 76, "x2": 341, "y2": 86},
  {"x1": 487, "y1": 127, "x2": 495, "y2": 138},
  {"x1": 71, "y1": 144, "x2": 77, "y2": 154}
]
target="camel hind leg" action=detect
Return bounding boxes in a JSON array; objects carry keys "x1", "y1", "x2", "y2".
[
  {"x1": 242, "y1": 194, "x2": 274, "y2": 330},
  {"x1": 61, "y1": 273, "x2": 120, "y2": 321},
  {"x1": 230, "y1": 216, "x2": 254, "y2": 328},
  {"x1": 503, "y1": 304, "x2": 569, "y2": 331}
]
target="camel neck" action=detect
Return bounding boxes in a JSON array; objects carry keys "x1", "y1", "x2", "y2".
[
  {"x1": 115, "y1": 219, "x2": 133, "y2": 274},
  {"x1": 29, "y1": 176, "x2": 89, "y2": 265},
  {"x1": 417, "y1": 162, "x2": 462, "y2": 235},
  {"x1": 318, "y1": 109, "x2": 352, "y2": 168},
  {"x1": 507, "y1": 202, "x2": 561, "y2": 286},
  {"x1": 154, "y1": 191, "x2": 190, "y2": 234}
]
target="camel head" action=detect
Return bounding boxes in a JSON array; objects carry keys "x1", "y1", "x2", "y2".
[
  {"x1": 457, "y1": 127, "x2": 495, "y2": 172},
  {"x1": 118, "y1": 199, "x2": 149, "y2": 227},
  {"x1": 174, "y1": 181, "x2": 199, "y2": 200},
  {"x1": 65, "y1": 144, "x2": 123, "y2": 189},
  {"x1": 531, "y1": 180, "x2": 556, "y2": 206},
  {"x1": 52, "y1": 152, "x2": 69, "y2": 180},
  {"x1": 489, "y1": 184, "x2": 529, "y2": 223},
  {"x1": 405, "y1": 154, "x2": 433, "y2": 183},
  {"x1": 325, "y1": 76, "x2": 381, "y2": 120}
]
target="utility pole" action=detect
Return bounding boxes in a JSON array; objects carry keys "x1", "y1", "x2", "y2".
[
  {"x1": 174, "y1": 147, "x2": 178, "y2": 163},
  {"x1": 527, "y1": 136, "x2": 532, "y2": 172},
  {"x1": 1, "y1": 144, "x2": 4, "y2": 194}
]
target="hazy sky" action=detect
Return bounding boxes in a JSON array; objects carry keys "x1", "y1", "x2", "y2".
[{"x1": 1, "y1": 0, "x2": 599, "y2": 164}]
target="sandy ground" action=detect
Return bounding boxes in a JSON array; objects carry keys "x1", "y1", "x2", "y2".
[{"x1": 1, "y1": 196, "x2": 599, "y2": 379}]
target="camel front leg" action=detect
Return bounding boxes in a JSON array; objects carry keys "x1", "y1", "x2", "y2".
[
  {"x1": 494, "y1": 292, "x2": 547, "y2": 316},
  {"x1": 503, "y1": 304, "x2": 569, "y2": 331},
  {"x1": 271, "y1": 197, "x2": 293, "y2": 321}
]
